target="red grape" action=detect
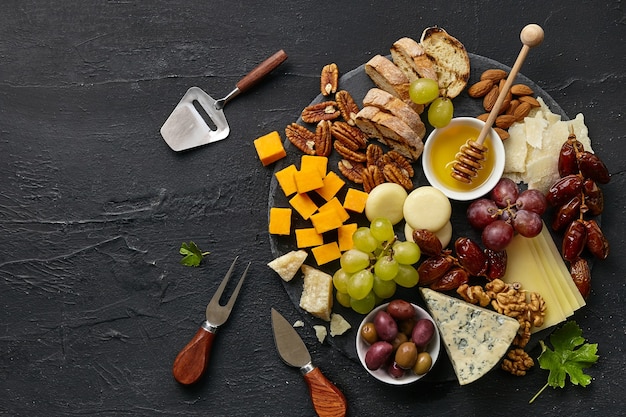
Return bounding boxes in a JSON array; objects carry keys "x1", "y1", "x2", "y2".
[
  {"x1": 490, "y1": 178, "x2": 519, "y2": 208},
  {"x1": 516, "y1": 189, "x2": 547, "y2": 215},
  {"x1": 466, "y1": 198, "x2": 498, "y2": 230},
  {"x1": 481, "y1": 220, "x2": 514, "y2": 251},
  {"x1": 512, "y1": 209, "x2": 543, "y2": 237}
]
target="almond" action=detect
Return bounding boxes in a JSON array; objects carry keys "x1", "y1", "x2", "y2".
[
  {"x1": 513, "y1": 102, "x2": 532, "y2": 121},
  {"x1": 467, "y1": 79, "x2": 493, "y2": 98},
  {"x1": 483, "y1": 84, "x2": 499, "y2": 112},
  {"x1": 476, "y1": 113, "x2": 489, "y2": 122},
  {"x1": 494, "y1": 127, "x2": 510, "y2": 141},
  {"x1": 505, "y1": 99, "x2": 521, "y2": 116},
  {"x1": 480, "y1": 69, "x2": 508, "y2": 82},
  {"x1": 495, "y1": 114, "x2": 517, "y2": 129},
  {"x1": 510, "y1": 84, "x2": 534, "y2": 96},
  {"x1": 518, "y1": 95, "x2": 540, "y2": 107}
]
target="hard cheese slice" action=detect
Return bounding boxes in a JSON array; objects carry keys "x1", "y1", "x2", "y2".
[{"x1": 420, "y1": 288, "x2": 520, "y2": 385}]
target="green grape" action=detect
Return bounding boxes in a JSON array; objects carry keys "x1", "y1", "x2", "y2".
[
  {"x1": 352, "y1": 227, "x2": 379, "y2": 253},
  {"x1": 335, "y1": 290, "x2": 351, "y2": 308},
  {"x1": 373, "y1": 275, "x2": 397, "y2": 299},
  {"x1": 350, "y1": 291, "x2": 376, "y2": 314},
  {"x1": 347, "y1": 269, "x2": 374, "y2": 300},
  {"x1": 428, "y1": 97, "x2": 454, "y2": 128},
  {"x1": 409, "y1": 78, "x2": 440, "y2": 104},
  {"x1": 393, "y1": 264, "x2": 420, "y2": 288},
  {"x1": 374, "y1": 256, "x2": 399, "y2": 281},
  {"x1": 392, "y1": 241, "x2": 421, "y2": 265},
  {"x1": 370, "y1": 217, "x2": 395, "y2": 242},
  {"x1": 340, "y1": 249, "x2": 371, "y2": 273},
  {"x1": 332, "y1": 268, "x2": 351, "y2": 294}
]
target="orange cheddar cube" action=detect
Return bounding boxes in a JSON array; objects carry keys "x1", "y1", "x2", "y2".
[
  {"x1": 295, "y1": 228, "x2": 324, "y2": 248},
  {"x1": 275, "y1": 164, "x2": 298, "y2": 196},
  {"x1": 289, "y1": 193, "x2": 318, "y2": 220},
  {"x1": 268, "y1": 207, "x2": 292, "y2": 235},
  {"x1": 300, "y1": 155, "x2": 328, "y2": 178},
  {"x1": 311, "y1": 242, "x2": 342, "y2": 265},
  {"x1": 319, "y1": 197, "x2": 350, "y2": 223},
  {"x1": 310, "y1": 209, "x2": 344, "y2": 234},
  {"x1": 315, "y1": 171, "x2": 346, "y2": 201},
  {"x1": 343, "y1": 188, "x2": 369, "y2": 213},
  {"x1": 254, "y1": 131, "x2": 286, "y2": 166},
  {"x1": 338, "y1": 223, "x2": 357, "y2": 251},
  {"x1": 294, "y1": 167, "x2": 324, "y2": 194}
]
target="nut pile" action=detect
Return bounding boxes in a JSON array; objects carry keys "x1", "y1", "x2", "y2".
[
  {"x1": 467, "y1": 68, "x2": 542, "y2": 140},
  {"x1": 546, "y1": 129, "x2": 610, "y2": 298},
  {"x1": 456, "y1": 278, "x2": 546, "y2": 376},
  {"x1": 285, "y1": 63, "x2": 416, "y2": 192}
]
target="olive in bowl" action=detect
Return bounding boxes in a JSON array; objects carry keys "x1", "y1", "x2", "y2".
[{"x1": 355, "y1": 300, "x2": 440, "y2": 384}]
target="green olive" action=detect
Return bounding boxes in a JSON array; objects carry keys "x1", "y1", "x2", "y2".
[
  {"x1": 390, "y1": 331, "x2": 408, "y2": 351},
  {"x1": 360, "y1": 322, "x2": 378, "y2": 345},
  {"x1": 412, "y1": 351, "x2": 433, "y2": 375},
  {"x1": 394, "y1": 341, "x2": 418, "y2": 369}
]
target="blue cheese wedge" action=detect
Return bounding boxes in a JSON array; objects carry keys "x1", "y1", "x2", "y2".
[{"x1": 420, "y1": 288, "x2": 520, "y2": 385}]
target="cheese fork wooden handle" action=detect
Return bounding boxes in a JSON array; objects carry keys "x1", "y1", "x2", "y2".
[
  {"x1": 172, "y1": 323, "x2": 216, "y2": 385},
  {"x1": 303, "y1": 367, "x2": 348, "y2": 417}
]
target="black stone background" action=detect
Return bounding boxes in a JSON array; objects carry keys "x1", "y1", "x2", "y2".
[{"x1": 1, "y1": 1, "x2": 624, "y2": 416}]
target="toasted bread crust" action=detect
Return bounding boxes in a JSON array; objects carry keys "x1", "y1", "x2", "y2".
[
  {"x1": 391, "y1": 37, "x2": 438, "y2": 82},
  {"x1": 420, "y1": 27, "x2": 470, "y2": 99}
]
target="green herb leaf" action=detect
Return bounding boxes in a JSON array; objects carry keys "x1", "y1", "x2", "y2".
[
  {"x1": 179, "y1": 241, "x2": 210, "y2": 267},
  {"x1": 529, "y1": 321, "x2": 599, "y2": 403}
]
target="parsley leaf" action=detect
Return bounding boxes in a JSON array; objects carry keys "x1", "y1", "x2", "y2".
[
  {"x1": 529, "y1": 321, "x2": 599, "y2": 403},
  {"x1": 179, "y1": 241, "x2": 210, "y2": 267}
]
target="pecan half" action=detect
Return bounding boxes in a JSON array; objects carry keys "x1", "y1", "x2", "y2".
[
  {"x1": 382, "y1": 150, "x2": 414, "y2": 177},
  {"x1": 362, "y1": 164, "x2": 385, "y2": 193},
  {"x1": 335, "y1": 90, "x2": 360, "y2": 125},
  {"x1": 383, "y1": 163, "x2": 413, "y2": 190},
  {"x1": 285, "y1": 123, "x2": 316, "y2": 155},
  {"x1": 366, "y1": 143, "x2": 384, "y2": 168},
  {"x1": 301, "y1": 101, "x2": 340, "y2": 124},
  {"x1": 338, "y1": 159, "x2": 365, "y2": 184},
  {"x1": 315, "y1": 120, "x2": 332, "y2": 157},
  {"x1": 331, "y1": 121, "x2": 368, "y2": 150},
  {"x1": 334, "y1": 140, "x2": 367, "y2": 163},
  {"x1": 320, "y1": 63, "x2": 339, "y2": 96}
]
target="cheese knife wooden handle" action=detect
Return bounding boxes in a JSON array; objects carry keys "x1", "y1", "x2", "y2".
[
  {"x1": 236, "y1": 49, "x2": 288, "y2": 93},
  {"x1": 303, "y1": 367, "x2": 348, "y2": 417}
]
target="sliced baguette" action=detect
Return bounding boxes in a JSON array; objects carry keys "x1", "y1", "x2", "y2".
[
  {"x1": 362, "y1": 88, "x2": 426, "y2": 139},
  {"x1": 390, "y1": 37, "x2": 438, "y2": 82},
  {"x1": 364, "y1": 55, "x2": 423, "y2": 114},
  {"x1": 355, "y1": 106, "x2": 424, "y2": 161},
  {"x1": 420, "y1": 27, "x2": 470, "y2": 99}
]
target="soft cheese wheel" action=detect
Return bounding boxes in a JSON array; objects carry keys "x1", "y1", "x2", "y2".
[
  {"x1": 403, "y1": 186, "x2": 451, "y2": 232},
  {"x1": 404, "y1": 220, "x2": 452, "y2": 248},
  {"x1": 365, "y1": 182, "x2": 408, "y2": 225}
]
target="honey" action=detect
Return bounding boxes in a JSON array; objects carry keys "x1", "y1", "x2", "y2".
[{"x1": 426, "y1": 123, "x2": 496, "y2": 193}]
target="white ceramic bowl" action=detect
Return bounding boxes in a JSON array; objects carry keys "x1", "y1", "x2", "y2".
[
  {"x1": 422, "y1": 117, "x2": 505, "y2": 201},
  {"x1": 356, "y1": 302, "x2": 440, "y2": 385}
]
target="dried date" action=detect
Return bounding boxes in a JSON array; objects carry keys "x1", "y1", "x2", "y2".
[
  {"x1": 584, "y1": 219, "x2": 609, "y2": 260},
  {"x1": 562, "y1": 220, "x2": 587, "y2": 262},
  {"x1": 546, "y1": 174, "x2": 583, "y2": 207},
  {"x1": 551, "y1": 195, "x2": 581, "y2": 231},
  {"x1": 578, "y1": 151, "x2": 610, "y2": 184},
  {"x1": 582, "y1": 179, "x2": 604, "y2": 216},
  {"x1": 455, "y1": 237, "x2": 488, "y2": 276},
  {"x1": 570, "y1": 257, "x2": 591, "y2": 299},
  {"x1": 412, "y1": 229, "x2": 442, "y2": 257},
  {"x1": 417, "y1": 254, "x2": 454, "y2": 286},
  {"x1": 430, "y1": 267, "x2": 469, "y2": 291},
  {"x1": 484, "y1": 249, "x2": 507, "y2": 281}
]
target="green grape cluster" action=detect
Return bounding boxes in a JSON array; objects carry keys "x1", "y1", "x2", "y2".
[
  {"x1": 408, "y1": 78, "x2": 454, "y2": 128},
  {"x1": 333, "y1": 218, "x2": 421, "y2": 314}
]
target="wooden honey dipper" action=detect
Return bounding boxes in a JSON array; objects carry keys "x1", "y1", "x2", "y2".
[{"x1": 451, "y1": 24, "x2": 544, "y2": 183}]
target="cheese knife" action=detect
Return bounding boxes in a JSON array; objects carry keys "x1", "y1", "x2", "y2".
[{"x1": 270, "y1": 308, "x2": 348, "y2": 417}]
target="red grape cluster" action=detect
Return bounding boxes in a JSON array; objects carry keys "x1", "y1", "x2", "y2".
[{"x1": 467, "y1": 178, "x2": 548, "y2": 251}]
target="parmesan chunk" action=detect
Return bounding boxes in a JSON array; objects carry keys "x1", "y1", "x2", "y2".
[
  {"x1": 299, "y1": 265, "x2": 333, "y2": 321},
  {"x1": 267, "y1": 250, "x2": 308, "y2": 282},
  {"x1": 329, "y1": 313, "x2": 351, "y2": 337}
]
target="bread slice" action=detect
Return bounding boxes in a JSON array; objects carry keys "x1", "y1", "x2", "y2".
[
  {"x1": 364, "y1": 55, "x2": 423, "y2": 114},
  {"x1": 362, "y1": 88, "x2": 426, "y2": 139},
  {"x1": 390, "y1": 37, "x2": 438, "y2": 82},
  {"x1": 355, "y1": 106, "x2": 424, "y2": 161},
  {"x1": 299, "y1": 265, "x2": 333, "y2": 321},
  {"x1": 420, "y1": 27, "x2": 470, "y2": 99}
]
